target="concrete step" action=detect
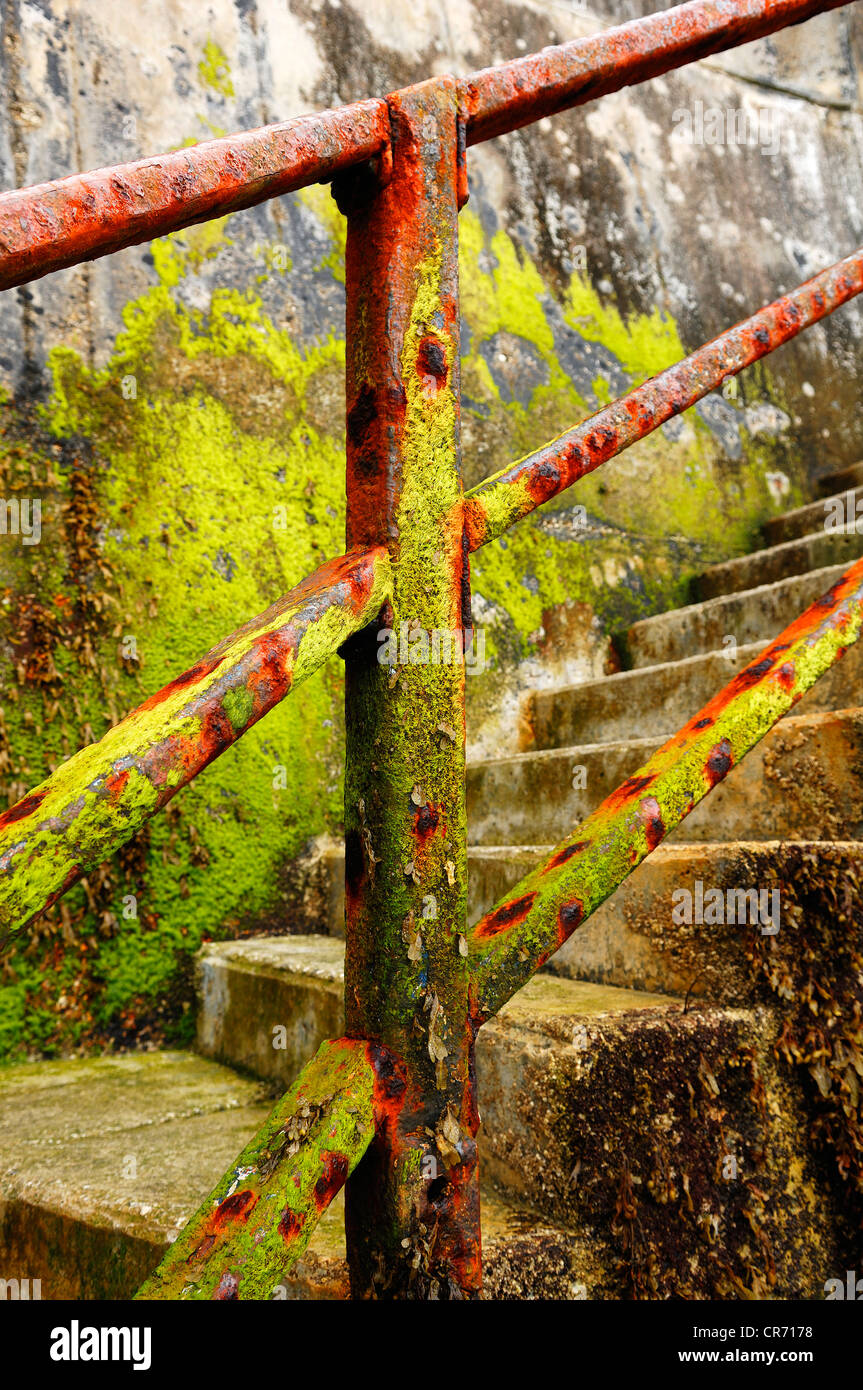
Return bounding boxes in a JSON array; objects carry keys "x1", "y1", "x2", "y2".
[
  {"x1": 196, "y1": 933, "x2": 671, "y2": 1087},
  {"x1": 543, "y1": 839, "x2": 862, "y2": 1003},
  {"x1": 0, "y1": 1052, "x2": 274, "y2": 1300},
  {"x1": 523, "y1": 635, "x2": 863, "y2": 751},
  {"x1": 195, "y1": 938, "x2": 844, "y2": 1297},
  {"x1": 0, "y1": 1050, "x2": 583, "y2": 1300},
  {"x1": 763, "y1": 487, "x2": 863, "y2": 546},
  {"x1": 299, "y1": 840, "x2": 857, "y2": 1006},
  {"x1": 476, "y1": 993, "x2": 844, "y2": 1297},
  {"x1": 818, "y1": 461, "x2": 863, "y2": 495},
  {"x1": 623, "y1": 562, "x2": 849, "y2": 669},
  {"x1": 694, "y1": 527, "x2": 863, "y2": 601},
  {"x1": 467, "y1": 708, "x2": 863, "y2": 847}
]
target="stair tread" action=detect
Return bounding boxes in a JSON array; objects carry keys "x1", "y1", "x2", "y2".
[
  {"x1": 818, "y1": 461, "x2": 863, "y2": 494},
  {"x1": 765, "y1": 487, "x2": 862, "y2": 537},
  {"x1": 694, "y1": 526, "x2": 863, "y2": 599},
  {"x1": 704, "y1": 524, "x2": 863, "y2": 571},
  {"x1": 0, "y1": 1050, "x2": 584, "y2": 1299},
  {"x1": 530, "y1": 640, "x2": 765, "y2": 702},
  {"x1": 631, "y1": 559, "x2": 849, "y2": 630},
  {"x1": 622, "y1": 560, "x2": 852, "y2": 667},
  {"x1": 467, "y1": 707, "x2": 863, "y2": 849},
  {"x1": 471, "y1": 703, "x2": 861, "y2": 769},
  {"x1": 0, "y1": 1050, "x2": 272, "y2": 1242},
  {"x1": 200, "y1": 935, "x2": 677, "y2": 1017}
]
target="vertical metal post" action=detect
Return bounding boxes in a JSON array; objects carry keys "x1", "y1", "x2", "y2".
[{"x1": 337, "y1": 77, "x2": 479, "y2": 1299}]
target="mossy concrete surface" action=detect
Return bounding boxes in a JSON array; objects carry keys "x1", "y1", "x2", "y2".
[
  {"x1": 624, "y1": 561, "x2": 855, "y2": 668},
  {"x1": 0, "y1": 1051, "x2": 272, "y2": 1299},
  {"x1": 525, "y1": 633, "x2": 863, "y2": 750},
  {"x1": 546, "y1": 840, "x2": 863, "y2": 1002},
  {"x1": 477, "y1": 1000, "x2": 845, "y2": 1299},
  {"x1": 0, "y1": 1047, "x2": 593, "y2": 1300}
]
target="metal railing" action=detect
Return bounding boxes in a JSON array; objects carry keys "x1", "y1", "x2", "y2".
[{"x1": 1, "y1": 0, "x2": 862, "y2": 1300}]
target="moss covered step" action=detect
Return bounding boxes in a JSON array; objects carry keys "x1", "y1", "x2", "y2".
[
  {"x1": 0, "y1": 1051, "x2": 273, "y2": 1300},
  {"x1": 196, "y1": 936, "x2": 345, "y2": 1086},
  {"x1": 818, "y1": 461, "x2": 863, "y2": 495},
  {"x1": 542, "y1": 839, "x2": 862, "y2": 1002},
  {"x1": 476, "y1": 992, "x2": 847, "y2": 1298},
  {"x1": 763, "y1": 487, "x2": 863, "y2": 546},
  {"x1": 0, "y1": 1051, "x2": 584, "y2": 1301},
  {"x1": 694, "y1": 527, "x2": 863, "y2": 602},
  {"x1": 466, "y1": 707, "x2": 863, "y2": 848},
  {"x1": 623, "y1": 562, "x2": 850, "y2": 669},
  {"x1": 523, "y1": 636, "x2": 863, "y2": 751}
]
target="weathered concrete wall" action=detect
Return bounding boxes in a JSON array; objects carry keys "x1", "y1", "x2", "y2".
[{"x1": 1, "y1": 0, "x2": 861, "y2": 1058}]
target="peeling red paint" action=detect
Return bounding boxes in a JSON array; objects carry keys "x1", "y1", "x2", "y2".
[
  {"x1": 0, "y1": 790, "x2": 46, "y2": 831},
  {"x1": 102, "y1": 769, "x2": 131, "y2": 802},
  {"x1": 277, "y1": 1207, "x2": 307, "y2": 1245},
  {"x1": 605, "y1": 773, "x2": 656, "y2": 810},
  {"x1": 475, "y1": 892, "x2": 537, "y2": 940},
  {"x1": 640, "y1": 796, "x2": 665, "y2": 852},
  {"x1": 543, "y1": 839, "x2": 589, "y2": 871},
  {"x1": 705, "y1": 738, "x2": 734, "y2": 787},
  {"x1": 212, "y1": 1189, "x2": 258, "y2": 1229}
]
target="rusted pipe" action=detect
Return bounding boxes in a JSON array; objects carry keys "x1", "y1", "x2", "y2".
[
  {"x1": 2, "y1": 4, "x2": 847, "y2": 291},
  {"x1": 136, "y1": 1037, "x2": 381, "y2": 1301},
  {"x1": 0, "y1": 101, "x2": 390, "y2": 292},
  {"x1": 339, "y1": 78, "x2": 480, "y2": 1300},
  {"x1": 461, "y1": 0, "x2": 851, "y2": 144},
  {"x1": 0, "y1": 546, "x2": 391, "y2": 937},
  {"x1": 463, "y1": 246, "x2": 863, "y2": 551}
]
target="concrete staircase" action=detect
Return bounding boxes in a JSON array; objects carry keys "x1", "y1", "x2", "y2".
[{"x1": 2, "y1": 465, "x2": 862, "y2": 1300}]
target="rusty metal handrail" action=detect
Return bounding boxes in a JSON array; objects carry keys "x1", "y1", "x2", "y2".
[
  {"x1": 0, "y1": 0, "x2": 848, "y2": 292},
  {"x1": 0, "y1": 0, "x2": 860, "y2": 1302}
]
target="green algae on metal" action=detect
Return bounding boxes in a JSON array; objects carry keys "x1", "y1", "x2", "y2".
[
  {"x1": 0, "y1": 546, "x2": 391, "y2": 936},
  {"x1": 135, "y1": 1037, "x2": 375, "y2": 1301},
  {"x1": 468, "y1": 556, "x2": 863, "y2": 1022},
  {"x1": 0, "y1": 130, "x2": 803, "y2": 1058},
  {"x1": 340, "y1": 78, "x2": 480, "y2": 1298}
]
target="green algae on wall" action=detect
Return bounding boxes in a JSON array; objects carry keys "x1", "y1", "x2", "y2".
[
  {"x1": 0, "y1": 226, "x2": 349, "y2": 1058},
  {"x1": 0, "y1": 191, "x2": 800, "y2": 1060},
  {"x1": 197, "y1": 39, "x2": 235, "y2": 100}
]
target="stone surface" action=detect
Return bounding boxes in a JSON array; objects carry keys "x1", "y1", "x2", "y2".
[
  {"x1": 3, "y1": 1, "x2": 862, "y2": 471},
  {"x1": 0, "y1": 1051, "x2": 272, "y2": 1299},
  {"x1": 818, "y1": 461, "x2": 863, "y2": 494},
  {"x1": 545, "y1": 839, "x2": 863, "y2": 1000},
  {"x1": 0, "y1": 1046, "x2": 626, "y2": 1301},
  {"x1": 467, "y1": 708, "x2": 863, "y2": 848},
  {"x1": 476, "y1": 998, "x2": 846, "y2": 1298},
  {"x1": 763, "y1": 485, "x2": 863, "y2": 545},
  {"x1": 196, "y1": 935, "x2": 344, "y2": 1086},
  {"x1": 6, "y1": 2, "x2": 863, "y2": 1060},
  {"x1": 694, "y1": 526, "x2": 863, "y2": 600},
  {"x1": 524, "y1": 635, "x2": 863, "y2": 750},
  {"x1": 623, "y1": 562, "x2": 851, "y2": 668}
]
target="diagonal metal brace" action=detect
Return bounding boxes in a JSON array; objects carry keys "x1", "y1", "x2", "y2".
[{"x1": 467, "y1": 556, "x2": 863, "y2": 1023}]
